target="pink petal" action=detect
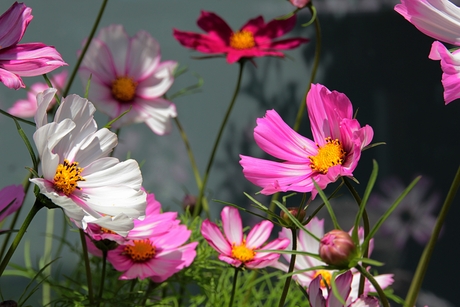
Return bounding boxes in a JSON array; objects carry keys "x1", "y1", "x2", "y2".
[
  {"x1": 327, "y1": 271, "x2": 352, "y2": 307},
  {"x1": 254, "y1": 15, "x2": 296, "y2": 41},
  {"x1": 196, "y1": 11, "x2": 233, "y2": 44},
  {"x1": 308, "y1": 275, "x2": 327, "y2": 307},
  {"x1": 126, "y1": 30, "x2": 161, "y2": 80},
  {"x1": 201, "y1": 219, "x2": 232, "y2": 255},
  {"x1": 222, "y1": 206, "x2": 243, "y2": 244},
  {"x1": 0, "y1": 2, "x2": 32, "y2": 48},
  {"x1": 173, "y1": 29, "x2": 228, "y2": 54},
  {"x1": 0, "y1": 184, "x2": 25, "y2": 221},
  {"x1": 96, "y1": 24, "x2": 130, "y2": 76},
  {"x1": 246, "y1": 220, "x2": 273, "y2": 248}
]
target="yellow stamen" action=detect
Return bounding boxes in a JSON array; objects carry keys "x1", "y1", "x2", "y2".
[
  {"x1": 231, "y1": 239, "x2": 256, "y2": 262},
  {"x1": 111, "y1": 76, "x2": 137, "y2": 102},
  {"x1": 313, "y1": 270, "x2": 332, "y2": 288},
  {"x1": 53, "y1": 159, "x2": 85, "y2": 196},
  {"x1": 309, "y1": 137, "x2": 346, "y2": 174},
  {"x1": 124, "y1": 239, "x2": 156, "y2": 262},
  {"x1": 229, "y1": 30, "x2": 255, "y2": 50}
]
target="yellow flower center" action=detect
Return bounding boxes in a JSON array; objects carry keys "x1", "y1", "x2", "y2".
[
  {"x1": 111, "y1": 76, "x2": 137, "y2": 102},
  {"x1": 313, "y1": 270, "x2": 332, "y2": 288},
  {"x1": 229, "y1": 30, "x2": 255, "y2": 50},
  {"x1": 309, "y1": 137, "x2": 346, "y2": 174},
  {"x1": 231, "y1": 239, "x2": 256, "y2": 263},
  {"x1": 53, "y1": 159, "x2": 85, "y2": 196},
  {"x1": 124, "y1": 239, "x2": 156, "y2": 262}
]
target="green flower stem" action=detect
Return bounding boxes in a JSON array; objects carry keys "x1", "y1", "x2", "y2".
[
  {"x1": 79, "y1": 229, "x2": 94, "y2": 305},
  {"x1": 278, "y1": 228, "x2": 298, "y2": 307},
  {"x1": 404, "y1": 165, "x2": 460, "y2": 307},
  {"x1": 98, "y1": 249, "x2": 108, "y2": 306},
  {"x1": 292, "y1": 3, "x2": 322, "y2": 132},
  {"x1": 195, "y1": 60, "x2": 246, "y2": 217},
  {"x1": 42, "y1": 208, "x2": 55, "y2": 306},
  {"x1": 228, "y1": 267, "x2": 240, "y2": 307},
  {"x1": 174, "y1": 117, "x2": 209, "y2": 216},
  {"x1": 0, "y1": 198, "x2": 44, "y2": 277},
  {"x1": 343, "y1": 177, "x2": 370, "y2": 296},
  {"x1": 356, "y1": 264, "x2": 389, "y2": 307},
  {"x1": 62, "y1": 0, "x2": 108, "y2": 98}
]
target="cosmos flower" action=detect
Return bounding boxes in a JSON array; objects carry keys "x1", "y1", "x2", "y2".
[
  {"x1": 8, "y1": 70, "x2": 67, "y2": 117},
  {"x1": 240, "y1": 84, "x2": 373, "y2": 197},
  {"x1": 30, "y1": 88, "x2": 146, "y2": 235},
  {"x1": 79, "y1": 24, "x2": 177, "y2": 135},
  {"x1": 0, "y1": 2, "x2": 66, "y2": 89},
  {"x1": 0, "y1": 184, "x2": 25, "y2": 222},
  {"x1": 173, "y1": 11, "x2": 308, "y2": 64},
  {"x1": 201, "y1": 206, "x2": 290, "y2": 269}
]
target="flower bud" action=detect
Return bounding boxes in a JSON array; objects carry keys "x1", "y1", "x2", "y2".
[
  {"x1": 289, "y1": 0, "x2": 310, "y2": 9},
  {"x1": 319, "y1": 229, "x2": 356, "y2": 268},
  {"x1": 280, "y1": 207, "x2": 306, "y2": 226}
]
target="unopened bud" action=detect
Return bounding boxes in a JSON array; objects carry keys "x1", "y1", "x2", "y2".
[
  {"x1": 319, "y1": 229, "x2": 356, "y2": 268},
  {"x1": 280, "y1": 207, "x2": 306, "y2": 226},
  {"x1": 289, "y1": 0, "x2": 310, "y2": 9},
  {"x1": 182, "y1": 194, "x2": 202, "y2": 215}
]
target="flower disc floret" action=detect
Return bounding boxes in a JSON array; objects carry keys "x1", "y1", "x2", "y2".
[
  {"x1": 229, "y1": 30, "x2": 255, "y2": 49},
  {"x1": 313, "y1": 270, "x2": 332, "y2": 288},
  {"x1": 111, "y1": 77, "x2": 137, "y2": 102},
  {"x1": 53, "y1": 159, "x2": 85, "y2": 196},
  {"x1": 231, "y1": 240, "x2": 256, "y2": 262},
  {"x1": 309, "y1": 137, "x2": 346, "y2": 174},
  {"x1": 124, "y1": 239, "x2": 156, "y2": 262}
]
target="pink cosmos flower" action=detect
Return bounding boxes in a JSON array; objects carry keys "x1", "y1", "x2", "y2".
[
  {"x1": 201, "y1": 206, "x2": 290, "y2": 269},
  {"x1": 173, "y1": 11, "x2": 309, "y2": 64},
  {"x1": 0, "y1": 184, "x2": 25, "y2": 222},
  {"x1": 0, "y1": 2, "x2": 66, "y2": 89},
  {"x1": 308, "y1": 271, "x2": 380, "y2": 307},
  {"x1": 240, "y1": 84, "x2": 373, "y2": 197},
  {"x1": 8, "y1": 70, "x2": 67, "y2": 117},
  {"x1": 79, "y1": 25, "x2": 177, "y2": 135},
  {"x1": 107, "y1": 224, "x2": 197, "y2": 282}
]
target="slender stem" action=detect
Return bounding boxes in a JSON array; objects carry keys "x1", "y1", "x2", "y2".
[
  {"x1": 62, "y1": 0, "x2": 108, "y2": 98},
  {"x1": 404, "y1": 165, "x2": 460, "y2": 307},
  {"x1": 278, "y1": 228, "x2": 297, "y2": 307},
  {"x1": 292, "y1": 3, "x2": 322, "y2": 132},
  {"x1": 195, "y1": 61, "x2": 246, "y2": 217},
  {"x1": 79, "y1": 229, "x2": 94, "y2": 305},
  {"x1": 98, "y1": 249, "x2": 108, "y2": 306},
  {"x1": 228, "y1": 267, "x2": 240, "y2": 307},
  {"x1": 0, "y1": 198, "x2": 43, "y2": 276},
  {"x1": 42, "y1": 208, "x2": 55, "y2": 306},
  {"x1": 356, "y1": 265, "x2": 389, "y2": 307},
  {"x1": 173, "y1": 117, "x2": 209, "y2": 215}
]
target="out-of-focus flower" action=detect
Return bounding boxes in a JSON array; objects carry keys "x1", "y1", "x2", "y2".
[
  {"x1": 395, "y1": 0, "x2": 460, "y2": 46},
  {"x1": 173, "y1": 11, "x2": 308, "y2": 64},
  {"x1": 280, "y1": 207, "x2": 307, "y2": 225},
  {"x1": 0, "y1": 185, "x2": 25, "y2": 222},
  {"x1": 289, "y1": 0, "x2": 310, "y2": 9},
  {"x1": 308, "y1": 271, "x2": 380, "y2": 307},
  {"x1": 79, "y1": 25, "x2": 177, "y2": 135},
  {"x1": 240, "y1": 84, "x2": 373, "y2": 197},
  {"x1": 319, "y1": 229, "x2": 356, "y2": 267},
  {"x1": 0, "y1": 2, "x2": 66, "y2": 89},
  {"x1": 369, "y1": 176, "x2": 440, "y2": 248},
  {"x1": 201, "y1": 206, "x2": 290, "y2": 269},
  {"x1": 8, "y1": 70, "x2": 67, "y2": 117},
  {"x1": 30, "y1": 88, "x2": 146, "y2": 235},
  {"x1": 107, "y1": 223, "x2": 197, "y2": 282},
  {"x1": 274, "y1": 217, "x2": 393, "y2": 304}
]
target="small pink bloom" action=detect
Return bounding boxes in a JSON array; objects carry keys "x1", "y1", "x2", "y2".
[
  {"x1": 79, "y1": 25, "x2": 177, "y2": 135},
  {"x1": 395, "y1": 0, "x2": 460, "y2": 46},
  {"x1": 201, "y1": 206, "x2": 290, "y2": 269},
  {"x1": 173, "y1": 11, "x2": 308, "y2": 64},
  {"x1": 240, "y1": 84, "x2": 373, "y2": 197},
  {"x1": 319, "y1": 229, "x2": 356, "y2": 267},
  {"x1": 8, "y1": 70, "x2": 67, "y2": 117},
  {"x1": 289, "y1": 0, "x2": 310, "y2": 9},
  {"x1": 0, "y1": 2, "x2": 66, "y2": 89},
  {"x1": 0, "y1": 184, "x2": 24, "y2": 222}
]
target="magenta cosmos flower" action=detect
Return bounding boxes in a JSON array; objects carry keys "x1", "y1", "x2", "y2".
[
  {"x1": 201, "y1": 206, "x2": 290, "y2": 269},
  {"x1": 0, "y1": 2, "x2": 66, "y2": 89},
  {"x1": 79, "y1": 25, "x2": 177, "y2": 135},
  {"x1": 173, "y1": 11, "x2": 308, "y2": 64},
  {"x1": 240, "y1": 84, "x2": 374, "y2": 196}
]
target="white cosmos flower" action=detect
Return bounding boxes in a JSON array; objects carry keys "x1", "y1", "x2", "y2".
[{"x1": 30, "y1": 88, "x2": 146, "y2": 236}]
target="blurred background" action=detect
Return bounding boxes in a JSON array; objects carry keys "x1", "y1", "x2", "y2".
[{"x1": 0, "y1": 0, "x2": 458, "y2": 306}]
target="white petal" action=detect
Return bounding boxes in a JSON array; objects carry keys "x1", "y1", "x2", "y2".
[{"x1": 34, "y1": 88, "x2": 57, "y2": 128}]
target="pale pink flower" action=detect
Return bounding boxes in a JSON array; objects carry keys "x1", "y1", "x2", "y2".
[
  {"x1": 79, "y1": 24, "x2": 177, "y2": 135},
  {"x1": 0, "y1": 2, "x2": 66, "y2": 89},
  {"x1": 240, "y1": 84, "x2": 373, "y2": 197},
  {"x1": 395, "y1": 0, "x2": 460, "y2": 46},
  {"x1": 8, "y1": 70, "x2": 67, "y2": 117},
  {"x1": 201, "y1": 206, "x2": 290, "y2": 269},
  {"x1": 30, "y1": 88, "x2": 146, "y2": 235},
  {"x1": 107, "y1": 224, "x2": 197, "y2": 281},
  {"x1": 0, "y1": 184, "x2": 25, "y2": 222}
]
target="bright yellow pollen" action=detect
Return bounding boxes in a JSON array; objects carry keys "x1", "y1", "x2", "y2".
[
  {"x1": 313, "y1": 270, "x2": 332, "y2": 288},
  {"x1": 229, "y1": 30, "x2": 255, "y2": 50},
  {"x1": 111, "y1": 76, "x2": 137, "y2": 102},
  {"x1": 231, "y1": 239, "x2": 256, "y2": 263},
  {"x1": 53, "y1": 159, "x2": 85, "y2": 196},
  {"x1": 124, "y1": 239, "x2": 156, "y2": 262},
  {"x1": 309, "y1": 137, "x2": 346, "y2": 174}
]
